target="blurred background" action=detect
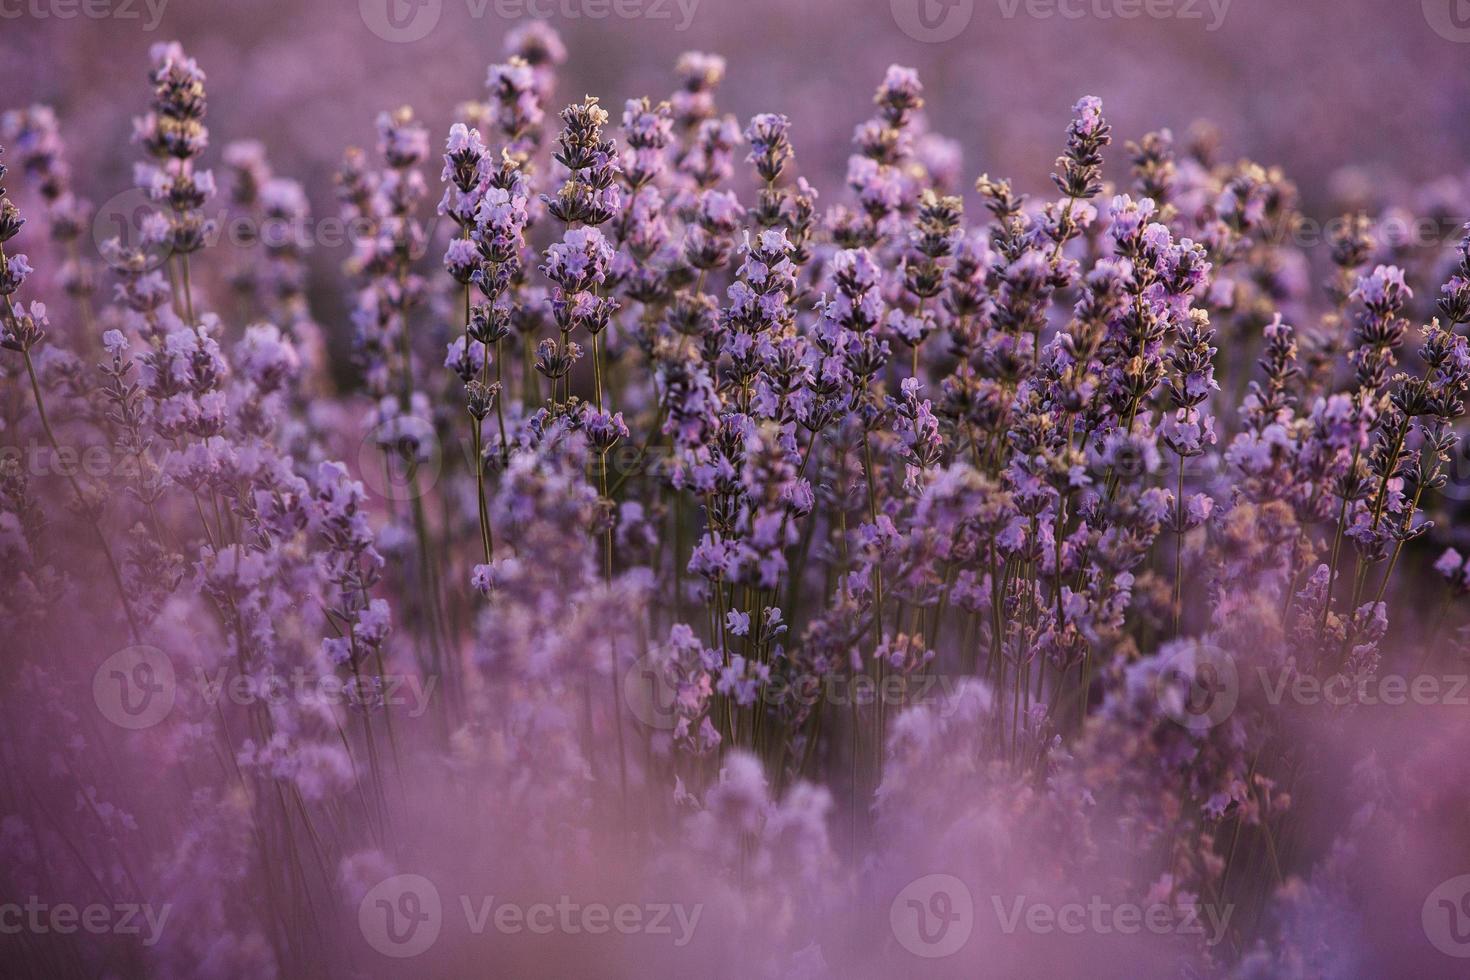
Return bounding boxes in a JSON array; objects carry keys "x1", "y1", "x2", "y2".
[
  {"x1": 4, "y1": 0, "x2": 1469, "y2": 339},
  {"x1": 6, "y1": 0, "x2": 1469, "y2": 199}
]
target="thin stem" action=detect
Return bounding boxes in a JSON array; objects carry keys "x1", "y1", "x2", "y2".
[
  {"x1": 23, "y1": 350, "x2": 141, "y2": 642},
  {"x1": 179, "y1": 253, "x2": 197, "y2": 328},
  {"x1": 494, "y1": 340, "x2": 510, "y2": 468},
  {"x1": 1173, "y1": 453, "x2": 1186, "y2": 636},
  {"x1": 1318, "y1": 443, "x2": 1361, "y2": 644}
]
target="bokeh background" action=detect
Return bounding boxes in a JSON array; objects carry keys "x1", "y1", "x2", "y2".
[
  {"x1": 5, "y1": 6, "x2": 1470, "y2": 976},
  {"x1": 6, "y1": 0, "x2": 1469, "y2": 204},
  {"x1": 5, "y1": 0, "x2": 1470, "y2": 367}
]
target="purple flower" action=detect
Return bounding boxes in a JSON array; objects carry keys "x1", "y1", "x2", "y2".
[
  {"x1": 725, "y1": 609, "x2": 750, "y2": 636},
  {"x1": 541, "y1": 226, "x2": 614, "y2": 292}
]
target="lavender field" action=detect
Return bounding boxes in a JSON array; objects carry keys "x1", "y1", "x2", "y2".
[{"x1": 4, "y1": 2, "x2": 1470, "y2": 977}]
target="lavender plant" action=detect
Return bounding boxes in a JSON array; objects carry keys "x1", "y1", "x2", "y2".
[{"x1": 3, "y1": 31, "x2": 1470, "y2": 980}]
